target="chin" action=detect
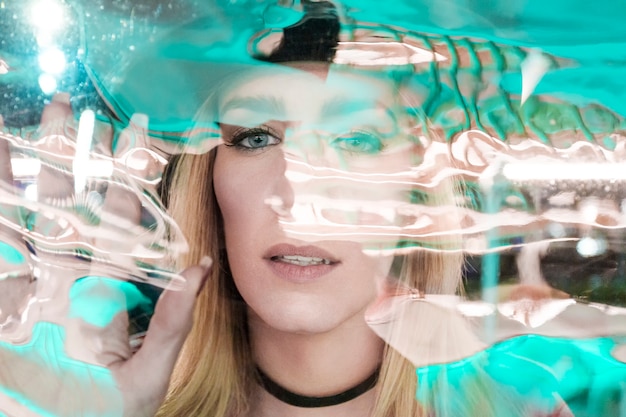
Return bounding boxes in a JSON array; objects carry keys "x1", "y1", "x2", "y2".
[{"x1": 250, "y1": 303, "x2": 360, "y2": 335}]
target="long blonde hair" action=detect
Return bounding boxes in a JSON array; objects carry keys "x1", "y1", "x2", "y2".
[{"x1": 156, "y1": 139, "x2": 472, "y2": 417}]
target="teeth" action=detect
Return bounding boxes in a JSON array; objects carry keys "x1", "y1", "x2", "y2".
[{"x1": 275, "y1": 255, "x2": 332, "y2": 266}]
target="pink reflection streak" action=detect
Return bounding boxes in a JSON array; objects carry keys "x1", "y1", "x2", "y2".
[
  {"x1": 365, "y1": 285, "x2": 626, "y2": 367},
  {"x1": 0, "y1": 129, "x2": 187, "y2": 286},
  {"x1": 271, "y1": 129, "x2": 626, "y2": 366},
  {"x1": 271, "y1": 130, "x2": 626, "y2": 253}
]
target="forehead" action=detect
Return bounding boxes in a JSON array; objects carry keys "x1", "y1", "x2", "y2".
[{"x1": 217, "y1": 64, "x2": 399, "y2": 128}]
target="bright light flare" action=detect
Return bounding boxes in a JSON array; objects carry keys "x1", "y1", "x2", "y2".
[
  {"x1": 38, "y1": 48, "x2": 66, "y2": 74},
  {"x1": 10, "y1": 159, "x2": 42, "y2": 177},
  {"x1": 576, "y1": 236, "x2": 607, "y2": 257},
  {"x1": 24, "y1": 184, "x2": 38, "y2": 201},
  {"x1": 37, "y1": 73, "x2": 57, "y2": 95},
  {"x1": 29, "y1": 0, "x2": 65, "y2": 33}
]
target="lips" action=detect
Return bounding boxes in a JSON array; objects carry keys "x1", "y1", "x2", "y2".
[
  {"x1": 264, "y1": 243, "x2": 340, "y2": 282},
  {"x1": 271, "y1": 255, "x2": 332, "y2": 266}
]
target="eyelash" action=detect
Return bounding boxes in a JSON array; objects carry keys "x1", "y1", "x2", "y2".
[
  {"x1": 330, "y1": 130, "x2": 387, "y2": 155},
  {"x1": 226, "y1": 127, "x2": 282, "y2": 152},
  {"x1": 224, "y1": 127, "x2": 387, "y2": 156}
]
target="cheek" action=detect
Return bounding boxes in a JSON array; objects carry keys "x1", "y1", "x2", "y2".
[
  {"x1": 213, "y1": 148, "x2": 285, "y2": 251},
  {"x1": 214, "y1": 172, "x2": 242, "y2": 229},
  {"x1": 213, "y1": 151, "x2": 252, "y2": 235}
]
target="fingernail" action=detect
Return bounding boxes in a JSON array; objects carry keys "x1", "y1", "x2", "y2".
[
  {"x1": 199, "y1": 256, "x2": 213, "y2": 272},
  {"x1": 196, "y1": 256, "x2": 213, "y2": 296},
  {"x1": 51, "y1": 92, "x2": 71, "y2": 105}
]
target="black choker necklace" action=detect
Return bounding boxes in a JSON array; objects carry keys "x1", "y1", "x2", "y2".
[{"x1": 256, "y1": 366, "x2": 380, "y2": 408}]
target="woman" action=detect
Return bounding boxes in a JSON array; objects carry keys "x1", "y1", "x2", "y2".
[
  {"x1": 154, "y1": 9, "x2": 557, "y2": 417},
  {"x1": 0, "y1": 4, "x2": 567, "y2": 417},
  {"x1": 158, "y1": 66, "x2": 460, "y2": 417}
]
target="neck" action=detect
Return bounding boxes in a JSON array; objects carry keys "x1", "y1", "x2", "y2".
[{"x1": 247, "y1": 310, "x2": 384, "y2": 416}]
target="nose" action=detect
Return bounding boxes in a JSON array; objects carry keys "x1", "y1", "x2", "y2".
[
  {"x1": 266, "y1": 147, "x2": 295, "y2": 219},
  {"x1": 281, "y1": 129, "x2": 339, "y2": 169},
  {"x1": 268, "y1": 129, "x2": 336, "y2": 219}
]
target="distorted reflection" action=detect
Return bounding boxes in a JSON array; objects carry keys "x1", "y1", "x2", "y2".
[
  {"x1": 1, "y1": 0, "x2": 626, "y2": 416},
  {"x1": 0, "y1": 103, "x2": 186, "y2": 345}
]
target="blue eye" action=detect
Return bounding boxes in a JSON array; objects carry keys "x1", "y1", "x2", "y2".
[
  {"x1": 331, "y1": 131, "x2": 384, "y2": 155},
  {"x1": 231, "y1": 129, "x2": 281, "y2": 150}
]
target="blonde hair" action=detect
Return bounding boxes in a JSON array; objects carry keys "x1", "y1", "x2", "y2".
[{"x1": 156, "y1": 141, "x2": 473, "y2": 417}]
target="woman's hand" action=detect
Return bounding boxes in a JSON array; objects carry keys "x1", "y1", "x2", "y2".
[
  {"x1": 0, "y1": 264, "x2": 209, "y2": 417},
  {"x1": 0, "y1": 94, "x2": 209, "y2": 417}
]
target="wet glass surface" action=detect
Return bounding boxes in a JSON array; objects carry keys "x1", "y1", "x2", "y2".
[{"x1": 1, "y1": 0, "x2": 626, "y2": 416}]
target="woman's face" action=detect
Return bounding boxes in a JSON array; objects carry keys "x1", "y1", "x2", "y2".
[{"x1": 212, "y1": 64, "x2": 419, "y2": 334}]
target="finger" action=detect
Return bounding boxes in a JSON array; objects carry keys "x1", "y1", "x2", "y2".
[
  {"x1": 115, "y1": 258, "x2": 211, "y2": 411},
  {"x1": 63, "y1": 277, "x2": 136, "y2": 365},
  {"x1": 0, "y1": 118, "x2": 38, "y2": 337},
  {"x1": 37, "y1": 93, "x2": 76, "y2": 141},
  {"x1": 132, "y1": 257, "x2": 210, "y2": 355},
  {"x1": 99, "y1": 113, "x2": 150, "y2": 228},
  {"x1": 0, "y1": 116, "x2": 22, "y2": 224},
  {"x1": 0, "y1": 115, "x2": 13, "y2": 183},
  {"x1": 0, "y1": 321, "x2": 124, "y2": 417},
  {"x1": 23, "y1": 94, "x2": 80, "y2": 257},
  {"x1": 35, "y1": 93, "x2": 75, "y2": 203},
  {"x1": 117, "y1": 114, "x2": 167, "y2": 188}
]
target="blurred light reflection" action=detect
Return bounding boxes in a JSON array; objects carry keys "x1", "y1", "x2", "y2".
[
  {"x1": 334, "y1": 41, "x2": 448, "y2": 66},
  {"x1": 24, "y1": 184, "x2": 37, "y2": 201},
  {"x1": 37, "y1": 74, "x2": 57, "y2": 95},
  {"x1": 10, "y1": 159, "x2": 41, "y2": 177},
  {"x1": 0, "y1": 59, "x2": 9, "y2": 74},
  {"x1": 576, "y1": 236, "x2": 608, "y2": 257},
  {"x1": 37, "y1": 48, "x2": 66, "y2": 74},
  {"x1": 28, "y1": 0, "x2": 65, "y2": 33}
]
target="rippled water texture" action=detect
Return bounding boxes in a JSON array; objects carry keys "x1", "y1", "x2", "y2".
[{"x1": 1, "y1": 0, "x2": 626, "y2": 415}]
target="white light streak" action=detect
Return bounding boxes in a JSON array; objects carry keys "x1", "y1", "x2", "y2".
[
  {"x1": 520, "y1": 49, "x2": 550, "y2": 105},
  {"x1": 502, "y1": 162, "x2": 626, "y2": 181},
  {"x1": 10, "y1": 158, "x2": 112, "y2": 179},
  {"x1": 335, "y1": 42, "x2": 447, "y2": 66},
  {"x1": 10, "y1": 159, "x2": 41, "y2": 177},
  {"x1": 73, "y1": 110, "x2": 96, "y2": 194},
  {"x1": 457, "y1": 301, "x2": 495, "y2": 317},
  {"x1": 0, "y1": 59, "x2": 9, "y2": 75}
]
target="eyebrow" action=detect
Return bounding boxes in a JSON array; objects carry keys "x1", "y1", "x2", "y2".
[
  {"x1": 219, "y1": 93, "x2": 391, "y2": 126},
  {"x1": 219, "y1": 95, "x2": 287, "y2": 119},
  {"x1": 320, "y1": 96, "x2": 386, "y2": 120}
]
